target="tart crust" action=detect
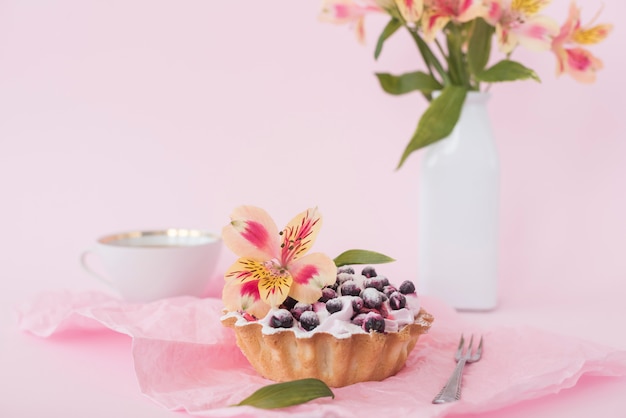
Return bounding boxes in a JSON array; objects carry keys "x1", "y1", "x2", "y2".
[{"x1": 221, "y1": 308, "x2": 434, "y2": 387}]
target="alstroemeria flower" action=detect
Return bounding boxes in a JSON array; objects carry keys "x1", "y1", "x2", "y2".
[
  {"x1": 484, "y1": 0, "x2": 559, "y2": 53},
  {"x1": 422, "y1": 0, "x2": 487, "y2": 42},
  {"x1": 551, "y1": 2, "x2": 612, "y2": 83},
  {"x1": 319, "y1": 0, "x2": 385, "y2": 43},
  {"x1": 222, "y1": 206, "x2": 337, "y2": 318}
]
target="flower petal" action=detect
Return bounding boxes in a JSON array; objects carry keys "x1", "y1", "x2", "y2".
[
  {"x1": 573, "y1": 23, "x2": 612, "y2": 45},
  {"x1": 222, "y1": 206, "x2": 280, "y2": 260},
  {"x1": 355, "y1": 15, "x2": 366, "y2": 44},
  {"x1": 484, "y1": 0, "x2": 503, "y2": 25},
  {"x1": 287, "y1": 253, "x2": 337, "y2": 304},
  {"x1": 514, "y1": 15, "x2": 559, "y2": 52},
  {"x1": 257, "y1": 273, "x2": 293, "y2": 308},
  {"x1": 226, "y1": 258, "x2": 293, "y2": 308},
  {"x1": 510, "y1": 0, "x2": 551, "y2": 16},
  {"x1": 422, "y1": 11, "x2": 450, "y2": 42},
  {"x1": 225, "y1": 258, "x2": 270, "y2": 284},
  {"x1": 496, "y1": 23, "x2": 518, "y2": 53},
  {"x1": 319, "y1": 0, "x2": 382, "y2": 24},
  {"x1": 396, "y1": 0, "x2": 423, "y2": 23},
  {"x1": 279, "y1": 207, "x2": 324, "y2": 265},
  {"x1": 222, "y1": 278, "x2": 270, "y2": 319},
  {"x1": 562, "y1": 47, "x2": 603, "y2": 83},
  {"x1": 456, "y1": 0, "x2": 488, "y2": 23},
  {"x1": 553, "y1": 1, "x2": 580, "y2": 45}
]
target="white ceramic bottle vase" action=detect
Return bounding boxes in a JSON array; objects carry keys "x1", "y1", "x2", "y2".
[{"x1": 417, "y1": 92, "x2": 499, "y2": 310}]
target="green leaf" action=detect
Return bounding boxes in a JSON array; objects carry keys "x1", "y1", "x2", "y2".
[
  {"x1": 467, "y1": 18, "x2": 494, "y2": 76},
  {"x1": 233, "y1": 378, "x2": 334, "y2": 409},
  {"x1": 374, "y1": 18, "x2": 402, "y2": 60},
  {"x1": 334, "y1": 249, "x2": 395, "y2": 267},
  {"x1": 375, "y1": 71, "x2": 442, "y2": 95},
  {"x1": 445, "y1": 27, "x2": 467, "y2": 87},
  {"x1": 397, "y1": 85, "x2": 467, "y2": 169},
  {"x1": 476, "y1": 60, "x2": 540, "y2": 83}
]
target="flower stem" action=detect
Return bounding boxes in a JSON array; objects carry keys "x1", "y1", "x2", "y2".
[
  {"x1": 446, "y1": 23, "x2": 471, "y2": 88},
  {"x1": 434, "y1": 38, "x2": 447, "y2": 60},
  {"x1": 406, "y1": 27, "x2": 450, "y2": 86}
]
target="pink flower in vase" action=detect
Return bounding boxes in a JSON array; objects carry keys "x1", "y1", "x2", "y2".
[
  {"x1": 319, "y1": 0, "x2": 386, "y2": 43},
  {"x1": 484, "y1": 0, "x2": 559, "y2": 53},
  {"x1": 421, "y1": 0, "x2": 488, "y2": 42},
  {"x1": 551, "y1": 2, "x2": 612, "y2": 83}
]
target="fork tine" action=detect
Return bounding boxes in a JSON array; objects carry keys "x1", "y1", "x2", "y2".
[
  {"x1": 467, "y1": 335, "x2": 474, "y2": 354},
  {"x1": 474, "y1": 336, "x2": 484, "y2": 360},
  {"x1": 454, "y1": 335, "x2": 465, "y2": 360}
]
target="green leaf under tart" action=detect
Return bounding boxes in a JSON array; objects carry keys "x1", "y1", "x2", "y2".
[
  {"x1": 374, "y1": 18, "x2": 402, "y2": 60},
  {"x1": 476, "y1": 60, "x2": 541, "y2": 83},
  {"x1": 397, "y1": 85, "x2": 467, "y2": 168},
  {"x1": 333, "y1": 249, "x2": 395, "y2": 267},
  {"x1": 232, "y1": 378, "x2": 334, "y2": 409},
  {"x1": 375, "y1": 71, "x2": 442, "y2": 95}
]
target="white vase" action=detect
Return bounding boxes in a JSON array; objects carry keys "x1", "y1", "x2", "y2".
[{"x1": 417, "y1": 92, "x2": 499, "y2": 310}]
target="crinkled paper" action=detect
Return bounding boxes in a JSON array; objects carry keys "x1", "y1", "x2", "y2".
[{"x1": 15, "y1": 291, "x2": 626, "y2": 417}]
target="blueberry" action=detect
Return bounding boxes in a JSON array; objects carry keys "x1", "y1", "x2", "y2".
[
  {"x1": 361, "y1": 288, "x2": 384, "y2": 309},
  {"x1": 383, "y1": 285, "x2": 398, "y2": 297},
  {"x1": 362, "y1": 312, "x2": 385, "y2": 333},
  {"x1": 399, "y1": 280, "x2": 416, "y2": 295},
  {"x1": 378, "y1": 275, "x2": 390, "y2": 287},
  {"x1": 361, "y1": 266, "x2": 377, "y2": 278},
  {"x1": 290, "y1": 302, "x2": 312, "y2": 320},
  {"x1": 280, "y1": 296, "x2": 298, "y2": 310},
  {"x1": 270, "y1": 309, "x2": 294, "y2": 328},
  {"x1": 337, "y1": 266, "x2": 355, "y2": 275},
  {"x1": 325, "y1": 298, "x2": 343, "y2": 314},
  {"x1": 336, "y1": 272, "x2": 354, "y2": 286},
  {"x1": 351, "y1": 296, "x2": 364, "y2": 313},
  {"x1": 363, "y1": 277, "x2": 385, "y2": 292},
  {"x1": 340, "y1": 280, "x2": 361, "y2": 297},
  {"x1": 351, "y1": 313, "x2": 367, "y2": 327},
  {"x1": 299, "y1": 311, "x2": 320, "y2": 331},
  {"x1": 389, "y1": 291, "x2": 407, "y2": 310},
  {"x1": 318, "y1": 287, "x2": 337, "y2": 303}
]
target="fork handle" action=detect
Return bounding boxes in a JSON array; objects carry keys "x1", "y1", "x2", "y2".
[{"x1": 432, "y1": 358, "x2": 467, "y2": 404}]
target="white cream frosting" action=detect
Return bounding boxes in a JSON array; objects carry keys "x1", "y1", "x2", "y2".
[{"x1": 222, "y1": 292, "x2": 422, "y2": 339}]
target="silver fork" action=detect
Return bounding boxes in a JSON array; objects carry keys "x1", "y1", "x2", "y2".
[{"x1": 432, "y1": 335, "x2": 483, "y2": 404}]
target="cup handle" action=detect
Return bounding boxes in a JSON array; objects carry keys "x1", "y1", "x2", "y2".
[{"x1": 80, "y1": 249, "x2": 113, "y2": 286}]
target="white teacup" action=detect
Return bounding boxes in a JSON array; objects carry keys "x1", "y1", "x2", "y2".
[{"x1": 81, "y1": 229, "x2": 222, "y2": 302}]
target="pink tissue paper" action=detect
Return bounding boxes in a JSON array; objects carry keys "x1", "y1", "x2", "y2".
[{"x1": 16, "y1": 291, "x2": 626, "y2": 417}]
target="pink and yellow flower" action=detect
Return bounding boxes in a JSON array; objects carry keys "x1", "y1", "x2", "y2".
[
  {"x1": 319, "y1": 0, "x2": 385, "y2": 43},
  {"x1": 551, "y1": 2, "x2": 612, "y2": 83},
  {"x1": 422, "y1": 0, "x2": 487, "y2": 42},
  {"x1": 484, "y1": 0, "x2": 559, "y2": 53},
  {"x1": 222, "y1": 206, "x2": 337, "y2": 318}
]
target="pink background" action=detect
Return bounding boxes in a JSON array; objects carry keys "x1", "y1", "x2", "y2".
[{"x1": 1, "y1": 1, "x2": 625, "y2": 417}]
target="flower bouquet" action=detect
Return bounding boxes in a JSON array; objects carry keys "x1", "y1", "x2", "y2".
[{"x1": 320, "y1": 0, "x2": 612, "y2": 167}]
